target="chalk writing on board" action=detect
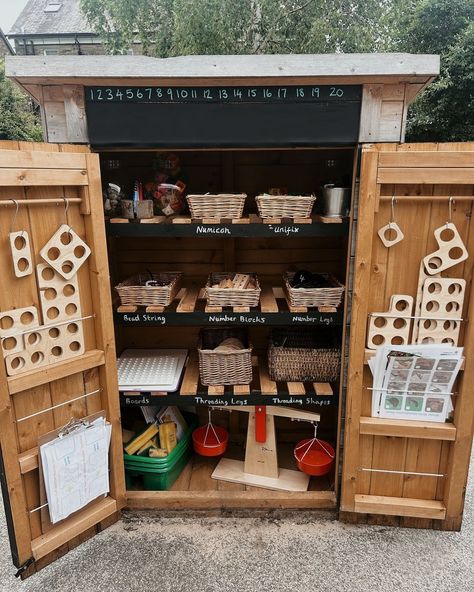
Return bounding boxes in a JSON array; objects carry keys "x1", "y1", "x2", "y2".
[{"x1": 86, "y1": 85, "x2": 362, "y2": 104}]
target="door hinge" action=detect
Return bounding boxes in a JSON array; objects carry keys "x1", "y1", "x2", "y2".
[{"x1": 14, "y1": 557, "x2": 34, "y2": 578}]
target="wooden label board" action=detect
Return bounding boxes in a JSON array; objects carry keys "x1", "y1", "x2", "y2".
[
  {"x1": 0, "y1": 142, "x2": 125, "y2": 577},
  {"x1": 341, "y1": 142, "x2": 474, "y2": 530}
]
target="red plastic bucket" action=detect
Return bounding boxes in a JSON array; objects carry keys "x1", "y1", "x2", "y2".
[
  {"x1": 294, "y1": 438, "x2": 335, "y2": 476},
  {"x1": 192, "y1": 424, "x2": 229, "y2": 457}
]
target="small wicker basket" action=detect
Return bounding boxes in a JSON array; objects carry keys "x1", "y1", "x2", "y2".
[
  {"x1": 186, "y1": 193, "x2": 247, "y2": 219},
  {"x1": 284, "y1": 272, "x2": 345, "y2": 308},
  {"x1": 205, "y1": 272, "x2": 261, "y2": 308},
  {"x1": 268, "y1": 328, "x2": 341, "y2": 382},
  {"x1": 256, "y1": 195, "x2": 316, "y2": 219},
  {"x1": 198, "y1": 328, "x2": 253, "y2": 386},
  {"x1": 115, "y1": 272, "x2": 182, "y2": 307}
]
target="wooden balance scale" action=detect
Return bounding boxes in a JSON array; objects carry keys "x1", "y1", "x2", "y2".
[{"x1": 212, "y1": 405, "x2": 320, "y2": 492}]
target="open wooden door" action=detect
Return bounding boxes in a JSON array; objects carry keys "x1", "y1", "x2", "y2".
[
  {"x1": 0, "y1": 142, "x2": 125, "y2": 577},
  {"x1": 341, "y1": 142, "x2": 474, "y2": 530}
]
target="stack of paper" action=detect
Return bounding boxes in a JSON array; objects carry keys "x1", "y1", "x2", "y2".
[
  {"x1": 368, "y1": 345, "x2": 463, "y2": 422},
  {"x1": 40, "y1": 416, "x2": 112, "y2": 524}
]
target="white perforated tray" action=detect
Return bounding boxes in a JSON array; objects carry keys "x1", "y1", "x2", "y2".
[{"x1": 117, "y1": 349, "x2": 188, "y2": 392}]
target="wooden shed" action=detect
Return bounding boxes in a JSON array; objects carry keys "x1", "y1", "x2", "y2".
[{"x1": 2, "y1": 52, "x2": 474, "y2": 577}]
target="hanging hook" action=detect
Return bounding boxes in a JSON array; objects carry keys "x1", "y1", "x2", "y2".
[
  {"x1": 10, "y1": 199, "x2": 19, "y2": 234},
  {"x1": 447, "y1": 196, "x2": 454, "y2": 227},
  {"x1": 389, "y1": 194, "x2": 396, "y2": 228}
]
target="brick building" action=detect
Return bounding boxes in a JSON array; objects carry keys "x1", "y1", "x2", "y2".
[{"x1": 8, "y1": 0, "x2": 139, "y2": 56}]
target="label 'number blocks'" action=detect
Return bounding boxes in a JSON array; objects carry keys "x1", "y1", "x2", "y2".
[
  {"x1": 40, "y1": 224, "x2": 91, "y2": 280},
  {"x1": 367, "y1": 295, "x2": 414, "y2": 350}
]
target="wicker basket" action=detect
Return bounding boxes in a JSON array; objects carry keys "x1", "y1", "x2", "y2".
[
  {"x1": 115, "y1": 272, "x2": 182, "y2": 307},
  {"x1": 205, "y1": 272, "x2": 261, "y2": 307},
  {"x1": 256, "y1": 195, "x2": 316, "y2": 219},
  {"x1": 198, "y1": 328, "x2": 253, "y2": 385},
  {"x1": 186, "y1": 193, "x2": 247, "y2": 219},
  {"x1": 268, "y1": 328, "x2": 341, "y2": 382},
  {"x1": 284, "y1": 272, "x2": 345, "y2": 308}
]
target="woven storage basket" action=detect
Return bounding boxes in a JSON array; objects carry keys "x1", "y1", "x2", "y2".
[
  {"x1": 115, "y1": 272, "x2": 182, "y2": 307},
  {"x1": 256, "y1": 195, "x2": 316, "y2": 219},
  {"x1": 268, "y1": 328, "x2": 340, "y2": 382},
  {"x1": 198, "y1": 328, "x2": 253, "y2": 385},
  {"x1": 186, "y1": 193, "x2": 247, "y2": 219},
  {"x1": 284, "y1": 272, "x2": 345, "y2": 308},
  {"x1": 205, "y1": 272, "x2": 261, "y2": 307}
]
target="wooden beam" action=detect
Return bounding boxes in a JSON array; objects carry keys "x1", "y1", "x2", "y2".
[
  {"x1": 359, "y1": 417, "x2": 456, "y2": 441},
  {"x1": 0, "y1": 168, "x2": 88, "y2": 186},
  {"x1": 0, "y1": 150, "x2": 87, "y2": 169},
  {"x1": 8, "y1": 349, "x2": 105, "y2": 395},
  {"x1": 379, "y1": 152, "x2": 474, "y2": 168},
  {"x1": 354, "y1": 494, "x2": 446, "y2": 519},
  {"x1": 377, "y1": 168, "x2": 474, "y2": 185},
  {"x1": 31, "y1": 497, "x2": 117, "y2": 560}
]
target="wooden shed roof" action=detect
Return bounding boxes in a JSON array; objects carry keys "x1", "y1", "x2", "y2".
[{"x1": 6, "y1": 53, "x2": 440, "y2": 86}]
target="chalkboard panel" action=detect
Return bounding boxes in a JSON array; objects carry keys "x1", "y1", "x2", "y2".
[{"x1": 85, "y1": 85, "x2": 361, "y2": 147}]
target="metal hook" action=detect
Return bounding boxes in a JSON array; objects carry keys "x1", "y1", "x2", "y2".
[
  {"x1": 389, "y1": 194, "x2": 396, "y2": 228},
  {"x1": 447, "y1": 196, "x2": 454, "y2": 226},
  {"x1": 10, "y1": 199, "x2": 19, "y2": 234}
]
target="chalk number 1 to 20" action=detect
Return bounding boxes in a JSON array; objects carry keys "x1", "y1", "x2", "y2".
[{"x1": 88, "y1": 86, "x2": 347, "y2": 103}]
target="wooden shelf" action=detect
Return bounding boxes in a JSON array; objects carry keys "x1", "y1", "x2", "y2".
[
  {"x1": 359, "y1": 416, "x2": 456, "y2": 441},
  {"x1": 115, "y1": 286, "x2": 342, "y2": 327},
  {"x1": 354, "y1": 494, "x2": 446, "y2": 520},
  {"x1": 107, "y1": 216, "x2": 349, "y2": 238},
  {"x1": 120, "y1": 354, "x2": 335, "y2": 407}
]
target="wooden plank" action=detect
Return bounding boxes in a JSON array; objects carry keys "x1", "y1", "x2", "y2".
[
  {"x1": 117, "y1": 305, "x2": 137, "y2": 313},
  {"x1": 63, "y1": 85, "x2": 88, "y2": 143},
  {"x1": 0, "y1": 150, "x2": 87, "y2": 169},
  {"x1": 354, "y1": 494, "x2": 446, "y2": 519},
  {"x1": 233, "y1": 384, "x2": 250, "y2": 395},
  {"x1": 176, "y1": 286, "x2": 200, "y2": 312},
  {"x1": 19, "y1": 447, "x2": 39, "y2": 474},
  {"x1": 208, "y1": 385, "x2": 225, "y2": 396},
  {"x1": 82, "y1": 152, "x2": 126, "y2": 508},
  {"x1": 379, "y1": 152, "x2": 474, "y2": 168},
  {"x1": 359, "y1": 85, "x2": 383, "y2": 142},
  {"x1": 180, "y1": 353, "x2": 199, "y2": 396},
  {"x1": 258, "y1": 359, "x2": 278, "y2": 395},
  {"x1": 188, "y1": 456, "x2": 218, "y2": 491},
  {"x1": 0, "y1": 168, "x2": 88, "y2": 186},
  {"x1": 378, "y1": 168, "x2": 474, "y2": 185},
  {"x1": 31, "y1": 497, "x2": 117, "y2": 560},
  {"x1": 258, "y1": 286, "x2": 278, "y2": 312},
  {"x1": 340, "y1": 147, "x2": 380, "y2": 512},
  {"x1": 8, "y1": 349, "x2": 105, "y2": 395},
  {"x1": 359, "y1": 417, "x2": 456, "y2": 441},
  {"x1": 125, "y1": 489, "x2": 337, "y2": 510}
]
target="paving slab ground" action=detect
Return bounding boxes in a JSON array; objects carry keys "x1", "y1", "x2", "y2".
[{"x1": 1, "y1": 460, "x2": 473, "y2": 592}]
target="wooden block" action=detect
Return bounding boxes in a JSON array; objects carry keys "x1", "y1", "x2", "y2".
[
  {"x1": 39, "y1": 224, "x2": 91, "y2": 280},
  {"x1": 423, "y1": 223, "x2": 468, "y2": 275},
  {"x1": 139, "y1": 216, "x2": 167, "y2": 224},
  {"x1": 232, "y1": 217, "x2": 250, "y2": 224},
  {"x1": 354, "y1": 494, "x2": 446, "y2": 520},
  {"x1": 314, "y1": 383, "x2": 333, "y2": 396},
  {"x1": 109, "y1": 218, "x2": 129, "y2": 224},
  {"x1": 315, "y1": 215, "x2": 343, "y2": 224},
  {"x1": 176, "y1": 286, "x2": 200, "y2": 312},
  {"x1": 260, "y1": 287, "x2": 279, "y2": 312},
  {"x1": 117, "y1": 305, "x2": 137, "y2": 313},
  {"x1": 212, "y1": 458, "x2": 310, "y2": 492},
  {"x1": 318, "y1": 306, "x2": 337, "y2": 313},
  {"x1": 359, "y1": 416, "x2": 456, "y2": 441},
  {"x1": 249, "y1": 214, "x2": 262, "y2": 224},
  {"x1": 263, "y1": 218, "x2": 282, "y2": 224},
  {"x1": 205, "y1": 305, "x2": 222, "y2": 313},
  {"x1": 145, "y1": 305, "x2": 165, "y2": 313},
  {"x1": 233, "y1": 384, "x2": 250, "y2": 395},
  {"x1": 231, "y1": 273, "x2": 250, "y2": 290},
  {"x1": 202, "y1": 218, "x2": 222, "y2": 224},
  {"x1": 208, "y1": 385, "x2": 225, "y2": 396},
  {"x1": 233, "y1": 306, "x2": 250, "y2": 313},
  {"x1": 293, "y1": 217, "x2": 312, "y2": 224},
  {"x1": 367, "y1": 294, "x2": 413, "y2": 349},
  {"x1": 171, "y1": 217, "x2": 192, "y2": 224},
  {"x1": 9, "y1": 231, "x2": 33, "y2": 277},
  {"x1": 287, "y1": 382, "x2": 306, "y2": 396},
  {"x1": 289, "y1": 304, "x2": 308, "y2": 313}
]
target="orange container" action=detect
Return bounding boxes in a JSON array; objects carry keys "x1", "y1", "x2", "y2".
[
  {"x1": 192, "y1": 424, "x2": 229, "y2": 457},
  {"x1": 294, "y1": 438, "x2": 335, "y2": 476}
]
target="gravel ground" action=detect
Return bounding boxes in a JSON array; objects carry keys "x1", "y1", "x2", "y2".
[{"x1": 0, "y1": 465, "x2": 473, "y2": 592}]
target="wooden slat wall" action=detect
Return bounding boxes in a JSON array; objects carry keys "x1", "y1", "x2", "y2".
[
  {"x1": 0, "y1": 141, "x2": 124, "y2": 575},
  {"x1": 341, "y1": 142, "x2": 474, "y2": 530}
]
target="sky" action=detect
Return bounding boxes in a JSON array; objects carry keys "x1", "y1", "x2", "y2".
[{"x1": 0, "y1": 0, "x2": 29, "y2": 34}]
